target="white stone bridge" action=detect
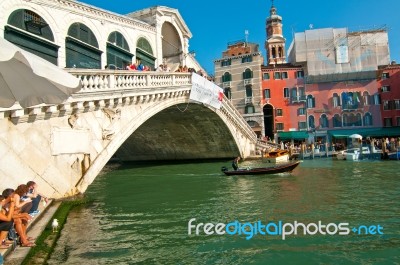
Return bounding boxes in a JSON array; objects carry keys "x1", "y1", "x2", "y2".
[{"x1": 0, "y1": 71, "x2": 258, "y2": 198}]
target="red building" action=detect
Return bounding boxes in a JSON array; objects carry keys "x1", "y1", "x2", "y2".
[
  {"x1": 261, "y1": 64, "x2": 307, "y2": 141},
  {"x1": 378, "y1": 64, "x2": 400, "y2": 127}
]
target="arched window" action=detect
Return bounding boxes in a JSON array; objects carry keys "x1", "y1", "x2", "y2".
[
  {"x1": 243, "y1": 68, "x2": 253, "y2": 79},
  {"x1": 136, "y1": 37, "x2": 155, "y2": 70},
  {"x1": 66, "y1": 22, "x2": 101, "y2": 69},
  {"x1": 307, "y1": 95, "x2": 315, "y2": 108},
  {"x1": 107, "y1": 31, "x2": 133, "y2": 69},
  {"x1": 333, "y1": 114, "x2": 342, "y2": 127},
  {"x1": 308, "y1": 115, "x2": 315, "y2": 129},
  {"x1": 355, "y1": 113, "x2": 362, "y2": 126},
  {"x1": 6, "y1": 9, "x2": 58, "y2": 64},
  {"x1": 222, "y1": 72, "x2": 232, "y2": 82},
  {"x1": 320, "y1": 114, "x2": 329, "y2": 128},
  {"x1": 342, "y1": 113, "x2": 348, "y2": 127},
  {"x1": 364, "y1": 113, "x2": 373, "y2": 126}
]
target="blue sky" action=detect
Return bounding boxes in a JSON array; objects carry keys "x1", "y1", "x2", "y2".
[{"x1": 79, "y1": 0, "x2": 400, "y2": 75}]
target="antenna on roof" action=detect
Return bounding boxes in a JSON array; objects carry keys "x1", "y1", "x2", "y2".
[
  {"x1": 245, "y1": 30, "x2": 249, "y2": 45},
  {"x1": 309, "y1": 24, "x2": 314, "y2": 29}
]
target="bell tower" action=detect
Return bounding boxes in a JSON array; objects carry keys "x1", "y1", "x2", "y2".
[{"x1": 265, "y1": 0, "x2": 286, "y2": 65}]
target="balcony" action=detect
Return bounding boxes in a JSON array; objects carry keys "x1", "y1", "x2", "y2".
[
  {"x1": 222, "y1": 81, "x2": 231, "y2": 88},
  {"x1": 245, "y1": 97, "x2": 253, "y2": 104},
  {"x1": 244, "y1": 78, "x2": 253, "y2": 85}
]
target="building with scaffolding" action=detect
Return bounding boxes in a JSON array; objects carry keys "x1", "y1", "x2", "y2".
[{"x1": 286, "y1": 26, "x2": 396, "y2": 142}]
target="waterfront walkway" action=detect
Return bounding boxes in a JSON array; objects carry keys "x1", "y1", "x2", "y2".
[{"x1": 1, "y1": 200, "x2": 60, "y2": 265}]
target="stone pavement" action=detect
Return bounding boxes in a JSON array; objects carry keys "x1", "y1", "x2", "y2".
[{"x1": 1, "y1": 200, "x2": 61, "y2": 265}]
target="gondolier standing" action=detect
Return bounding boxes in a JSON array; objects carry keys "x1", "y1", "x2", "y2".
[{"x1": 232, "y1": 156, "x2": 240, "y2": 170}]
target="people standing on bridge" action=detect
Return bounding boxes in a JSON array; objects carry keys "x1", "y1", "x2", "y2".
[{"x1": 232, "y1": 156, "x2": 240, "y2": 170}]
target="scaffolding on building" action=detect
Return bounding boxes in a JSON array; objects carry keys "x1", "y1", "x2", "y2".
[{"x1": 287, "y1": 25, "x2": 390, "y2": 83}]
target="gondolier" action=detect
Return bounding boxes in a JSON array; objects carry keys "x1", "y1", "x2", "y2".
[{"x1": 232, "y1": 156, "x2": 240, "y2": 170}]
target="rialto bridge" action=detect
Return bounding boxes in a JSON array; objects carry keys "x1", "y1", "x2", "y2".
[{"x1": 0, "y1": 71, "x2": 258, "y2": 198}]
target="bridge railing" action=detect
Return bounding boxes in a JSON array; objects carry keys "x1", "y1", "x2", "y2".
[{"x1": 67, "y1": 69, "x2": 192, "y2": 93}]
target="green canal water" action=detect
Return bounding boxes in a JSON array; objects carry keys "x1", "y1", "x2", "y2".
[{"x1": 48, "y1": 159, "x2": 400, "y2": 264}]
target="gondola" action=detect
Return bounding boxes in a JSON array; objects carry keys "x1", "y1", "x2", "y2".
[{"x1": 221, "y1": 161, "x2": 300, "y2": 176}]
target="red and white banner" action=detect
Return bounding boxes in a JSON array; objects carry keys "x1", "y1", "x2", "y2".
[{"x1": 190, "y1": 73, "x2": 223, "y2": 109}]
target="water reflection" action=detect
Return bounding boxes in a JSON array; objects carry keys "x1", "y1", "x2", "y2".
[{"x1": 48, "y1": 159, "x2": 400, "y2": 264}]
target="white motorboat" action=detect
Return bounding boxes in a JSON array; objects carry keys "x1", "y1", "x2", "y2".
[{"x1": 335, "y1": 147, "x2": 371, "y2": 161}]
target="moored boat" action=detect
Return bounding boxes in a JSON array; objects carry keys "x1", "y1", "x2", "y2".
[
  {"x1": 263, "y1": 150, "x2": 290, "y2": 163},
  {"x1": 221, "y1": 161, "x2": 300, "y2": 176}
]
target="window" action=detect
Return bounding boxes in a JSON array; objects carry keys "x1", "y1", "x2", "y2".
[
  {"x1": 395, "y1": 100, "x2": 400, "y2": 110},
  {"x1": 373, "y1": 94, "x2": 381, "y2": 105},
  {"x1": 332, "y1": 93, "x2": 340, "y2": 107},
  {"x1": 281, "y1": 72, "x2": 288, "y2": 79},
  {"x1": 298, "y1": 87, "x2": 305, "y2": 101},
  {"x1": 364, "y1": 113, "x2": 373, "y2": 126},
  {"x1": 343, "y1": 113, "x2": 349, "y2": 127},
  {"x1": 243, "y1": 68, "x2": 253, "y2": 79},
  {"x1": 383, "y1": 101, "x2": 390, "y2": 110},
  {"x1": 308, "y1": 115, "x2": 315, "y2": 129},
  {"x1": 245, "y1": 104, "x2": 255, "y2": 114},
  {"x1": 263, "y1": 73, "x2": 270, "y2": 80},
  {"x1": 276, "y1": 109, "x2": 283, "y2": 116},
  {"x1": 307, "y1": 95, "x2": 315, "y2": 108},
  {"x1": 284, "y1": 88, "x2": 290, "y2": 98},
  {"x1": 382, "y1": 72, "x2": 390, "y2": 79},
  {"x1": 320, "y1": 114, "x2": 329, "y2": 128},
  {"x1": 224, "y1": 88, "x2": 231, "y2": 99},
  {"x1": 397, "y1": 117, "x2": 400, "y2": 126},
  {"x1": 264, "y1": 89, "x2": 271, "y2": 99},
  {"x1": 363, "y1": 91, "x2": 370, "y2": 106},
  {"x1": 298, "y1": 108, "x2": 306, "y2": 115},
  {"x1": 296, "y1": 71, "x2": 304, "y2": 78},
  {"x1": 299, "y1": 121, "x2": 307, "y2": 130},
  {"x1": 222, "y1": 72, "x2": 232, "y2": 82},
  {"x1": 291, "y1": 88, "x2": 298, "y2": 101},
  {"x1": 384, "y1": 118, "x2": 392, "y2": 127},
  {"x1": 246, "y1": 86, "x2": 253, "y2": 97},
  {"x1": 276, "y1": 123, "x2": 284, "y2": 131},
  {"x1": 333, "y1": 114, "x2": 342, "y2": 127},
  {"x1": 241, "y1": 56, "x2": 252, "y2": 63},
  {"x1": 221, "y1": 59, "x2": 231, "y2": 67},
  {"x1": 274, "y1": 72, "x2": 281, "y2": 79},
  {"x1": 381, "y1": 86, "x2": 390, "y2": 92},
  {"x1": 355, "y1": 113, "x2": 362, "y2": 126}
]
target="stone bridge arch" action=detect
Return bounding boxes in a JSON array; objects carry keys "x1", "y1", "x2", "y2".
[{"x1": 0, "y1": 72, "x2": 257, "y2": 198}]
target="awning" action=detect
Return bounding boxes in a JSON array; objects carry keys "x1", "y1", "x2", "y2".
[
  {"x1": 328, "y1": 128, "x2": 400, "y2": 138},
  {"x1": 278, "y1": 131, "x2": 309, "y2": 140}
]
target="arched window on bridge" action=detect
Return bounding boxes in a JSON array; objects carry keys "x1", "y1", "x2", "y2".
[
  {"x1": 137, "y1": 37, "x2": 155, "y2": 70},
  {"x1": 5, "y1": 9, "x2": 58, "y2": 64},
  {"x1": 66, "y1": 22, "x2": 102, "y2": 69},
  {"x1": 107, "y1": 31, "x2": 133, "y2": 70}
]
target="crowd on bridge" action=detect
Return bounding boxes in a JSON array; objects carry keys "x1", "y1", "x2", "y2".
[{"x1": 0, "y1": 181, "x2": 48, "y2": 251}]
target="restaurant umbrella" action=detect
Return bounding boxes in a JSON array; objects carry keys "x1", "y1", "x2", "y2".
[{"x1": 0, "y1": 38, "x2": 81, "y2": 108}]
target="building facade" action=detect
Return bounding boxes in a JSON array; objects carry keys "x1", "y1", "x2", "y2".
[
  {"x1": 0, "y1": 0, "x2": 204, "y2": 72},
  {"x1": 378, "y1": 63, "x2": 400, "y2": 127},
  {"x1": 214, "y1": 41, "x2": 264, "y2": 137}
]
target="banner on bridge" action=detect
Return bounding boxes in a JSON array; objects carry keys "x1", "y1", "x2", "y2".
[{"x1": 190, "y1": 73, "x2": 223, "y2": 109}]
